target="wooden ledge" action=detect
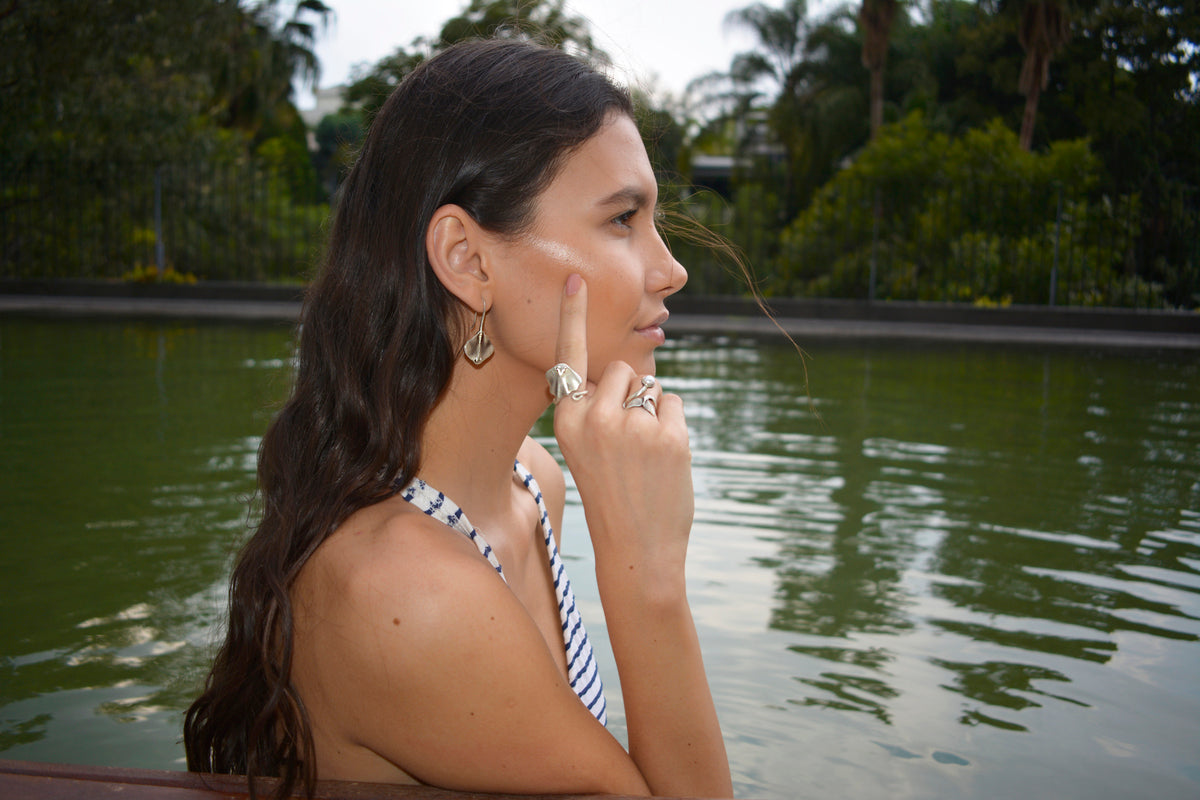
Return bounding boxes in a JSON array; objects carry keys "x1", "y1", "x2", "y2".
[{"x1": 0, "y1": 760, "x2": 700, "y2": 800}]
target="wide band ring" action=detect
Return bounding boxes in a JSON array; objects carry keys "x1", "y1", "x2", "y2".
[
  {"x1": 622, "y1": 375, "x2": 656, "y2": 409},
  {"x1": 546, "y1": 362, "x2": 585, "y2": 402}
]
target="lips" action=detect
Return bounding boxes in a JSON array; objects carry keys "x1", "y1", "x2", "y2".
[
  {"x1": 635, "y1": 311, "x2": 669, "y2": 345},
  {"x1": 636, "y1": 311, "x2": 669, "y2": 332}
]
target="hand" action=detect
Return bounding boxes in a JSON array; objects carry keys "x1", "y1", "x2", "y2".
[{"x1": 550, "y1": 274, "x2": 694, "y2": 577}]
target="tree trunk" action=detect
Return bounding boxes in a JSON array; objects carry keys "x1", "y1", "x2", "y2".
[
  {"x1": 869, "y1": 65, "x2": 884, "y2": 139},
  {"x1": 1019, "y1": 73, "x2": 1041, "y2": 151}
]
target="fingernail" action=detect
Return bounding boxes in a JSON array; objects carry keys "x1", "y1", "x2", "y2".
[{"x1": 565, "y1": 274, "x2": 582, "y2": 297}]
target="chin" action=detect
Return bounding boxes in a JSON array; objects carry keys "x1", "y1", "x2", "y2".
[
  {"x1": 632, "y1": 352, "x2": 658, "y2": 377},
  {"x1": 590, "y1": 351, "x2": 657, "y2": 381}
]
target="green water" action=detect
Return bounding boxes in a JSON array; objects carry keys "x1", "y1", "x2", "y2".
[{"x1": 1, "y1": 316, "x2": 1197, "y2": 799}]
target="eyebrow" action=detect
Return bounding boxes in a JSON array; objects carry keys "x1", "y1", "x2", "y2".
[{"x1": 595, "y1": 186, "x2": 651, "y2": 210}]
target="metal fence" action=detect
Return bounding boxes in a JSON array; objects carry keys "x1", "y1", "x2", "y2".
[
  {"x1": 673, "y1": 178, "x2": 1200, "y2": 309},
  {"x1": 1, "y1": 159, "x2": 329, "y2": 283},
  {"x1": 4, "y1": 158, "x2": 1198, "y2": 310}
]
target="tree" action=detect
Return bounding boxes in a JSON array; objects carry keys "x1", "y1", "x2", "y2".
[
  {"x1": 902, "y1": 0, "x2": 1021, "y2": 135},
  {"x1": 772, "y1": 112, "x2": 1152, "y2": 305},
  {"x1": 312, "y1": 112, "x2": 365, "y2": 194},
  {"x1": 343, "y1": 0, "x2": 608, "y2": 124},
  {"x1": 1043, "y1": 0, "x2": 1200, "y2": 303},
  {"x1": 0, "y1": 0, "x2": 334, "y2": 281},
  {"x1": 716, "y1": 2, "x2": 877, "y2": 215},
  {"x1": 438, "y1": 0, "x2": 604, "y2": 58},
  {"x1": 720, "y1": 0, "x2": 826, "y2": 217},
  {"x1": 0, "y1": 0, "x2": 331, "y2": 163},
  {"x1": 725, "y1": 0, "x2": 814, "y2": 94},
  {"x1": 859, "y1": 0, "x2": 900, "y2": 138},
  {"x1": 1, "y1": 0, "x2": 226, "y2": 163},
  {"x1": 212, "y1": 0, "x2": 332, "y2": 142},
  {"x1": 1014, "y1": 0, "x2": 1072, "y2": 150}
]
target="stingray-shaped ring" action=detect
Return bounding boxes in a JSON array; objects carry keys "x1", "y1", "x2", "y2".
[{"x1": 546, "y1": 362, "x2": 585, "y2": 403}]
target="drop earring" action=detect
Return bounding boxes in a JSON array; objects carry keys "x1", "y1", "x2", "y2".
[{"x1": 463, "y1": 302, "x2": 494, "y2": 365}]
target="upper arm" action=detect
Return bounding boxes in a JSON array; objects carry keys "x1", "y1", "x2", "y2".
[{"x1": 307, "y1": 522, "x2": 647, "y2": 795}]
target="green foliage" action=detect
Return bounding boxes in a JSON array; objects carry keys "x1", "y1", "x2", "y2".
[
  {"x1": 5, "y1": 0, "x2": 1195, "y2": 305},
  {"x1": 0, "y1": 0, "x2": 329, "y2": 165},
  {"x1": 312, "y1": 113, "x2": 366, "y2": 194},
  {"x1": 771, "y1": 111, "x2": 1163, "y2": 306},
  {"x1": 1, "y1": 158, "x2": 328, "y2": 282},
  {"x1": 634, "y1": 95, "x2": 688, "y2": 186},
  {"x1": 122, "y1": 264, "x2": 199, "y2": 285},
  {"x1": 255, "y1": 136, "x2": 321, "y2": 203},
  {"x1": 147, "y1": 159, "x2": 329, "y2": 282},
  {"x1": 343, "y1": 0, "x2": 608, "y2": 125},
  {"x1": 0, "y1": 0, "x2": 335, "y2": 283}
]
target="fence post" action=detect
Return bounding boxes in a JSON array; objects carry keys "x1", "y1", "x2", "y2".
[
  {"x1": 154, "y1": 165, "x2": 165, "y2": 276},
  {"x1": 1049, "y1": 182, "x2": 1061, "y2": 307},
  {"x1": 869, "y1": 186, "x2": 881, "y2": 302}
]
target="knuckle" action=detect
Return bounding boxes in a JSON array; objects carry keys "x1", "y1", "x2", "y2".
[{"x1": 601, "y1": 360, "x2": 635, "y2": 383}]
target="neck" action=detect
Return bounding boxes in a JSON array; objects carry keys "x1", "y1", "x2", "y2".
[{"x1": 417, "y1": 352, "x2": 550, "y2": 520}]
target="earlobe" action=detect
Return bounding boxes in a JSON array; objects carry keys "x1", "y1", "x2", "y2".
[{"x1": 426, "y1": 205, "x2": 491, "y2": 308}]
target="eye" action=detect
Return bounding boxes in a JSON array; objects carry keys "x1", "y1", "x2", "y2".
[{"x1": 612, "y1": 208, "x2": 637, "y2": 229}]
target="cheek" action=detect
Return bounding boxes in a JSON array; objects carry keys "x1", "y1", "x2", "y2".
[
  {"x1": 524, "y1": 237, "x2": 590, "y2": 279},
  {"x1": 498, "y1": 292, "x2": 559, "y2": 357},
  {"x1": 498, "y1": 236, "x2": 645, "y2": 371}
]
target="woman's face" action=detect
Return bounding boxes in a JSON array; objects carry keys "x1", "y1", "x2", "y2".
[{"x1": 487, "y1": 113, "x2": 687, "y2": 381}]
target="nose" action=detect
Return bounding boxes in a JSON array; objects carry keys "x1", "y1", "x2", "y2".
[{"x1": 649, "y1": 228, "x2": 688, "y2": 296}]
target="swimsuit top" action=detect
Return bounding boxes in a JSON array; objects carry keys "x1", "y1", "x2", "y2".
[{"x1": 396, "y1": 460, "x2": 608, "y2": 727}]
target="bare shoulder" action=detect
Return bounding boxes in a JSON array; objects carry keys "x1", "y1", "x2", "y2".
[
  {"x1": 298, "y1": 497, "x2": 495, "y2": 625},
  {"x1": 305, "y1": 498, "x2": 454, "y2": 575},
  {"x1": 292, "y1": 495, "x2": 645, "y2": 794}
]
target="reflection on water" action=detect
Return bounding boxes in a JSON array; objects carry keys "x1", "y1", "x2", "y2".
[
  {"x1": 1, "y1": 318, "x2": 1198, "y2": 798},
  {"x1": 0, "y1": 318, "x2": 290, "y2": 768},
  {"x1": 656, "y1": 336, "x2": 1200, "y2": 798}
]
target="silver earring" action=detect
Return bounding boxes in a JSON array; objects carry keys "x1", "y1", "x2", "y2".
[{"x1": 463, "y1": 302, "x2": 494, "y2": 365}]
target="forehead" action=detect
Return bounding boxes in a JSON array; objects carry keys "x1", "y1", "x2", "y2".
[{"x1": 536, "y1": 114, "x2": 656, "y2": 212}]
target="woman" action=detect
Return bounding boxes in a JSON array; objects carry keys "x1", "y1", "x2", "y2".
[{"x1": 184, "y1": 38, "x2": 732, "y2": 799}]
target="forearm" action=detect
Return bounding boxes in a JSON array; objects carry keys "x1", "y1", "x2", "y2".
[{"x1": 597, "y1": 562, "x2": 733, "y2": 798}]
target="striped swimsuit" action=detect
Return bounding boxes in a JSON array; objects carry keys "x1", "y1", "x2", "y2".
[{"x1": 396, "y1": 460, "x2": 608, "y2": 726}]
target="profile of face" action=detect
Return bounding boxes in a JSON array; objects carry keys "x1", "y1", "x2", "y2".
[{"x1": 486, "y1": 113, "x2": 688, "y2": 381}]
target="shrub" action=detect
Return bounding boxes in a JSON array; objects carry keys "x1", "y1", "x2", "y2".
[{"x1": 772, "y1": 112, "x2": 1164, "y2": 307}]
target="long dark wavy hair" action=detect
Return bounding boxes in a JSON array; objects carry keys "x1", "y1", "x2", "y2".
[{"x1": 183, "y1": 38, "x2": 633, "y2": 799}]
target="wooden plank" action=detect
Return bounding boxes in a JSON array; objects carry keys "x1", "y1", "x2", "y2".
[
  {"x1": 0, "y1": 772, "x2": 240, "y2": 800},
  {"x1": 0, "y1": 760, "x2": 689, "y2": 800}
]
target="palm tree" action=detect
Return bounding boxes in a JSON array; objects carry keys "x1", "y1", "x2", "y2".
[
  {"x1": 720, "y1": 1, "x2": 816, "y2": 214},
  {"x1": 723, "y1": 0, "x2": 812, "y2": 99},
  {"x1": 858, "y1": 0, "x2": 899, "y2": 139},
  {"x1": 214, "y1": 0, "x2": 332, "y2": 139},
  {"x1": 719, "y1": 1, "x2": 874, "y2": 215},
  {"x1": 1015, "y1": 0, "x2": 1070, "y2": 150}
]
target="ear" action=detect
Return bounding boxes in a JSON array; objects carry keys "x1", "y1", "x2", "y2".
[{"x1": 426, "y1": 204, "x2": 492, "y2": 312}]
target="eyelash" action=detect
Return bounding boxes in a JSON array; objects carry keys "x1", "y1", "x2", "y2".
[
  {"x1": 613, "y1": 209, "x2": 637, "y2": 229},
  {"x1": 613, "y1": 205, "x2": 664, "y2": 230}
]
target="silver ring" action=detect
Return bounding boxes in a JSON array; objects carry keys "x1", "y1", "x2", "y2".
[
  {"x1": 622, "y1": 375, "x2": 657, "y2": 409},
  {"x1": 546, "y1": 362, "x2": 584, "y2": 403},
  {"x1": 623, "y1": 395, "x2": 657, "y2": 417}
]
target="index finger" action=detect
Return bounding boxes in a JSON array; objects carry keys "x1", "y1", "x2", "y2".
[{"x1": 554, "y1": 273, "x2": 588, "y2": 383}]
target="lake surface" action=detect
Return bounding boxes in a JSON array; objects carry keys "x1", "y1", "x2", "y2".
[{"x1": 1, "y1": 315, "x2": 1197, "y2": 799}]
